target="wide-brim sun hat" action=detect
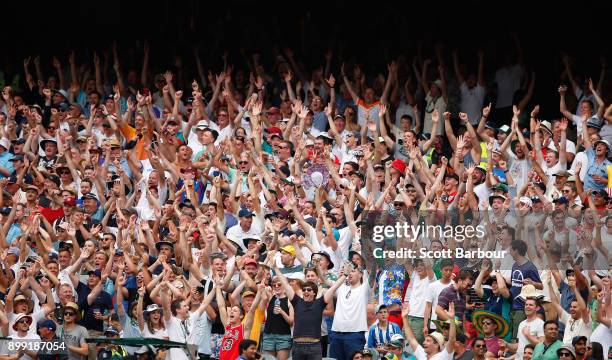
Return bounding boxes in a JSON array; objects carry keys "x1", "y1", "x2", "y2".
[{"x1": 472, "y1": 310, "x2": 510, "y2": 338}]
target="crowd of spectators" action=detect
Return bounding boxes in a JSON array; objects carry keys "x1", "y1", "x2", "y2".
[{"x1": 0, "y1": 30, "x2": 610, "y2": 360}]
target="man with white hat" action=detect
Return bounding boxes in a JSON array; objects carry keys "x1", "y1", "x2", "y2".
[
  {"x1": 534, "y1": 118, "x2": 568, "y2": 182},
  {"x1": 1, "y1": 313, "x2": 40, "y2": 360},
  {"x1": 0, "y1": 137, "x2": 14, "y2": 178},
  {"x1": 402, "y1": 301, "x2": 457, "y2": 360}
]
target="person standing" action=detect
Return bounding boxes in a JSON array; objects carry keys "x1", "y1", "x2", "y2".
[
  {"x1": 57, "y1": 302, "x2": 89, "y2": 360},
  {"x1": 216, "y1": 281, "x2": 263, "y2": 360},
  {"x1": 275, "y1": 262, "x2": 346, "y2": 360},
  {"x1": 502, "y1": 298, "x2": 545, "y2": 360},
  {"x1": 531, "y1": 321, "x2": 562, "y2": 360},
  {"x1": 330, "y1": 263, "x2": 370, "y2": 360}
]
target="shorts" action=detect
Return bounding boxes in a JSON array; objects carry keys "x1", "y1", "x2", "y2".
[
  {"x1": 210, "y1": 333, "x2": 224, "y2": 358},
  {"x1": 262, "y1": 333, "x2": 292, "y2": 352}
]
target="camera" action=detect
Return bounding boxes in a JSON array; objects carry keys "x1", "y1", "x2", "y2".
[{"x1": 440, "y1": 194, "x2": 449, "y2": 202}]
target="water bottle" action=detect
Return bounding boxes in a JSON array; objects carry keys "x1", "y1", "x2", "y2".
[{"x1": 274, "y1": 298, "x2": 281, "y2": 314}]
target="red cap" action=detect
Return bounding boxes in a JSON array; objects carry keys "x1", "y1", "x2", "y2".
[
  {"x1": 180, "y1": 167, "x2": 197, "y2": 174},
  {"x1": 267, "y1": 127, "x2": 283, "y2": 135},
  {"x1": 391, "y1": 159, "x2": 406, "y2": 175},
  {"x1": 243, "y1": 257, "x2": 258, "y2": 266},
  {"x1": 63, "y1": 197, "x2": 77, "y2": 207},
  {"x1": 267, "y1": 107, "x2": 280, "y2": 114}
]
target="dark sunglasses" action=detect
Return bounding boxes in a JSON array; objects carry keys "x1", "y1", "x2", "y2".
[
  {"x1": 17, "y1": 319, "x2": 30, "y2": 324},
  {"x1": 63, "y1": 312, "x2": 76, "y2": 316},
  {"x1": 559, "y1": 352, "x2": 572, "y2": 357},
  {"x1": 302, "y1": 288, "x2": 314, "y2": 292}
]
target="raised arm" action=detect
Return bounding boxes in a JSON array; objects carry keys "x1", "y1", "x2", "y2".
[
  {"x1": 558, "y1": 85, "x2": 574, "y2": 119},
  {"x1": 452, "y1": 50, "x2": 465, "y2": 85},
  {"x1": 341, "y1": 63, "x2": 360, "y2": 104},
  {"x1": 272, "y1": 260, "x2": 295, "y2": 301},
  {"x1": 215, "y1": 278, "x2": 229, "y2": 327},
  {"x1": 323, "y1": 269, "x2": 347, "y2": 304}
]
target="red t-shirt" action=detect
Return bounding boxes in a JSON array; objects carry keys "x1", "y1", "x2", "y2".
[
  {"x1": 219, "y1": 323, "x2": 244, "y2": 360},
  {"x1": 39, "y1": 206, "x2": 64, "y2": 224}
]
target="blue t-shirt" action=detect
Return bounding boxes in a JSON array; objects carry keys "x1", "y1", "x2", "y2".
[
  {"x1": 584, "y1": 147, "x2": 612, "y2": 192},
  {"x1": 76, "y1": 282, "x2": 114, "y2": 332},
  {"x1": 509, "y1": 260, "x2": 541, "y2": 310}
]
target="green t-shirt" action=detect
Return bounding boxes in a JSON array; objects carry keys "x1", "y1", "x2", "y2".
[{"x1": 532, "y1": 340, "x2": 562, "y2": 360}]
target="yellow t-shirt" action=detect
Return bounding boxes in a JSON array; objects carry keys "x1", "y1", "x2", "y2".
[{"x1": 244, "y1": 307, "x2": 265, "y2": 343}]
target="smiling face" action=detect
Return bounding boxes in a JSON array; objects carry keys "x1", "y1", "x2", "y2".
[
  {"x1": 544, "y1": 322, "x2": 558, "y2": 341},
  {"x1": 423, "y1": 335, "x2": 440, "y2": 355}
]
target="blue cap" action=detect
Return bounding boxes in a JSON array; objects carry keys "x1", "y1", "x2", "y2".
[
  {"x1": 553, "y1": 197, "x2": 569, "y2": 205},
  {"x1": 87, "y1": 269, "x2": 102, "y2": 277},
  {"x1": 37, "y1": 319, "x2": 57, "y2": 331},
  {"x1": 238, "y1": 209, "x2": 255, "y2": 218}
]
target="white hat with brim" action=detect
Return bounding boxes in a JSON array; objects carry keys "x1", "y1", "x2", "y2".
[
  {"x1": 557, "y1": 344, "x2": 576, "y2": 359},
  {"x1": 518, "y1": 284, "x2": 544, "y2": 300},
  {"x1": 540, "y1": 121, "x2": 553, "y2": 135},
  {"x1": 428, "y1": 332, "x2": 445, "y2": 348},
  {"x1": 12, "y1": 313, "x2": 33, "y2": 331}
]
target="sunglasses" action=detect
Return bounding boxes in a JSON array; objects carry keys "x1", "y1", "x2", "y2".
[
  {"x1": 239, "y1": 161, "x2": 249, "y2": 165},
  {"x1": 474, "y1": 344, "x2": 485, "y2": 348},
  {"x1": 17, "y1": 319, "x2": 30, "y2": 324},
  {"x1": 482, "y1": 321, "x2": 494, "y2": 326},
  {"x1": 302, "y1": 288, "x2": 314, "y2": 292},
  {"x1": 559, "y1": 352, "x2": 572, "y2": 357},
  {"x1": 278, "y1": 146, "x2": 289, "y2": 149},
  {"x1": 273, "y1": 283, "x2": 282, "y2": 287},
  {"x1": 63, "y1": 312, "x2": 76, "y2": 316}
]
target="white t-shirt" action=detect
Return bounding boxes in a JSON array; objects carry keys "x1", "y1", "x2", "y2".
[
  {"x1": 423, "y1": 94, "x2": 446, "y2": 134},
  {"x1": 413, "y1": 345, "x2": 453, "y2": 360},
  {"x1": 547, "y1": 139, "x2": 576, "y2": 156},
  {"x1": 570, "y1": 151, "x2": 588, "y2": 181},
  {"x1": 188, "y1": 311, "x2": 213, "y2": 355},
  {"x1": 515, "y1": 317, "x2": 544, "y2": 360},
  {"x1": 225, "y1": 224, "x2": 263, "y2": 252},
  {"x1": 590, "y1": 322, "x2": 612, "y2": 357},
  {"x1": 494, "y1": 64, "x2": 523, "y2": 108},
  {"x1": 215, "y1": 125, "x2": 234, "y2": 146},
  {"x1": 474, "y1": 183, "x2": 491, "y2": 211},
  {"x1": 0, "y1": 332, "x2": 40, "y2": 360},
  {"x1": 559, "y1": 309, "x2": 592, "y2": 344},
  {"x1": 540, "y1": 160, "x2": 564, "y2": 182},
  {"x1": 7, "y1": 310, "x2": 46, "y2": 336},
  {"x1": 142, "y1": 325, "x2": 168, "y2": 339},
  {"x1": 507, "y1": 153, "x2": 531, "y2": 191},
  {"x1": 425, "y1": 280, "x2": 453, "y2": 329},
  {"x1": 541, "y1": 228, "x2": 578, "y2": 255},
  {"x1": 459, "y1": 83, "x2": 486, "y2": 125},
  {"x1": 165, "y1": 316, "x2": 192, "y2": 360},
  {"x1": 405, "y1": 274, "x2": 432, "y2": 318},
  {"x1": 332, "y1": 282, "x2": 369, "y2": 332},
  {"x1": 337, "y1": 227, "x2": 355, "y2": 261}
]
